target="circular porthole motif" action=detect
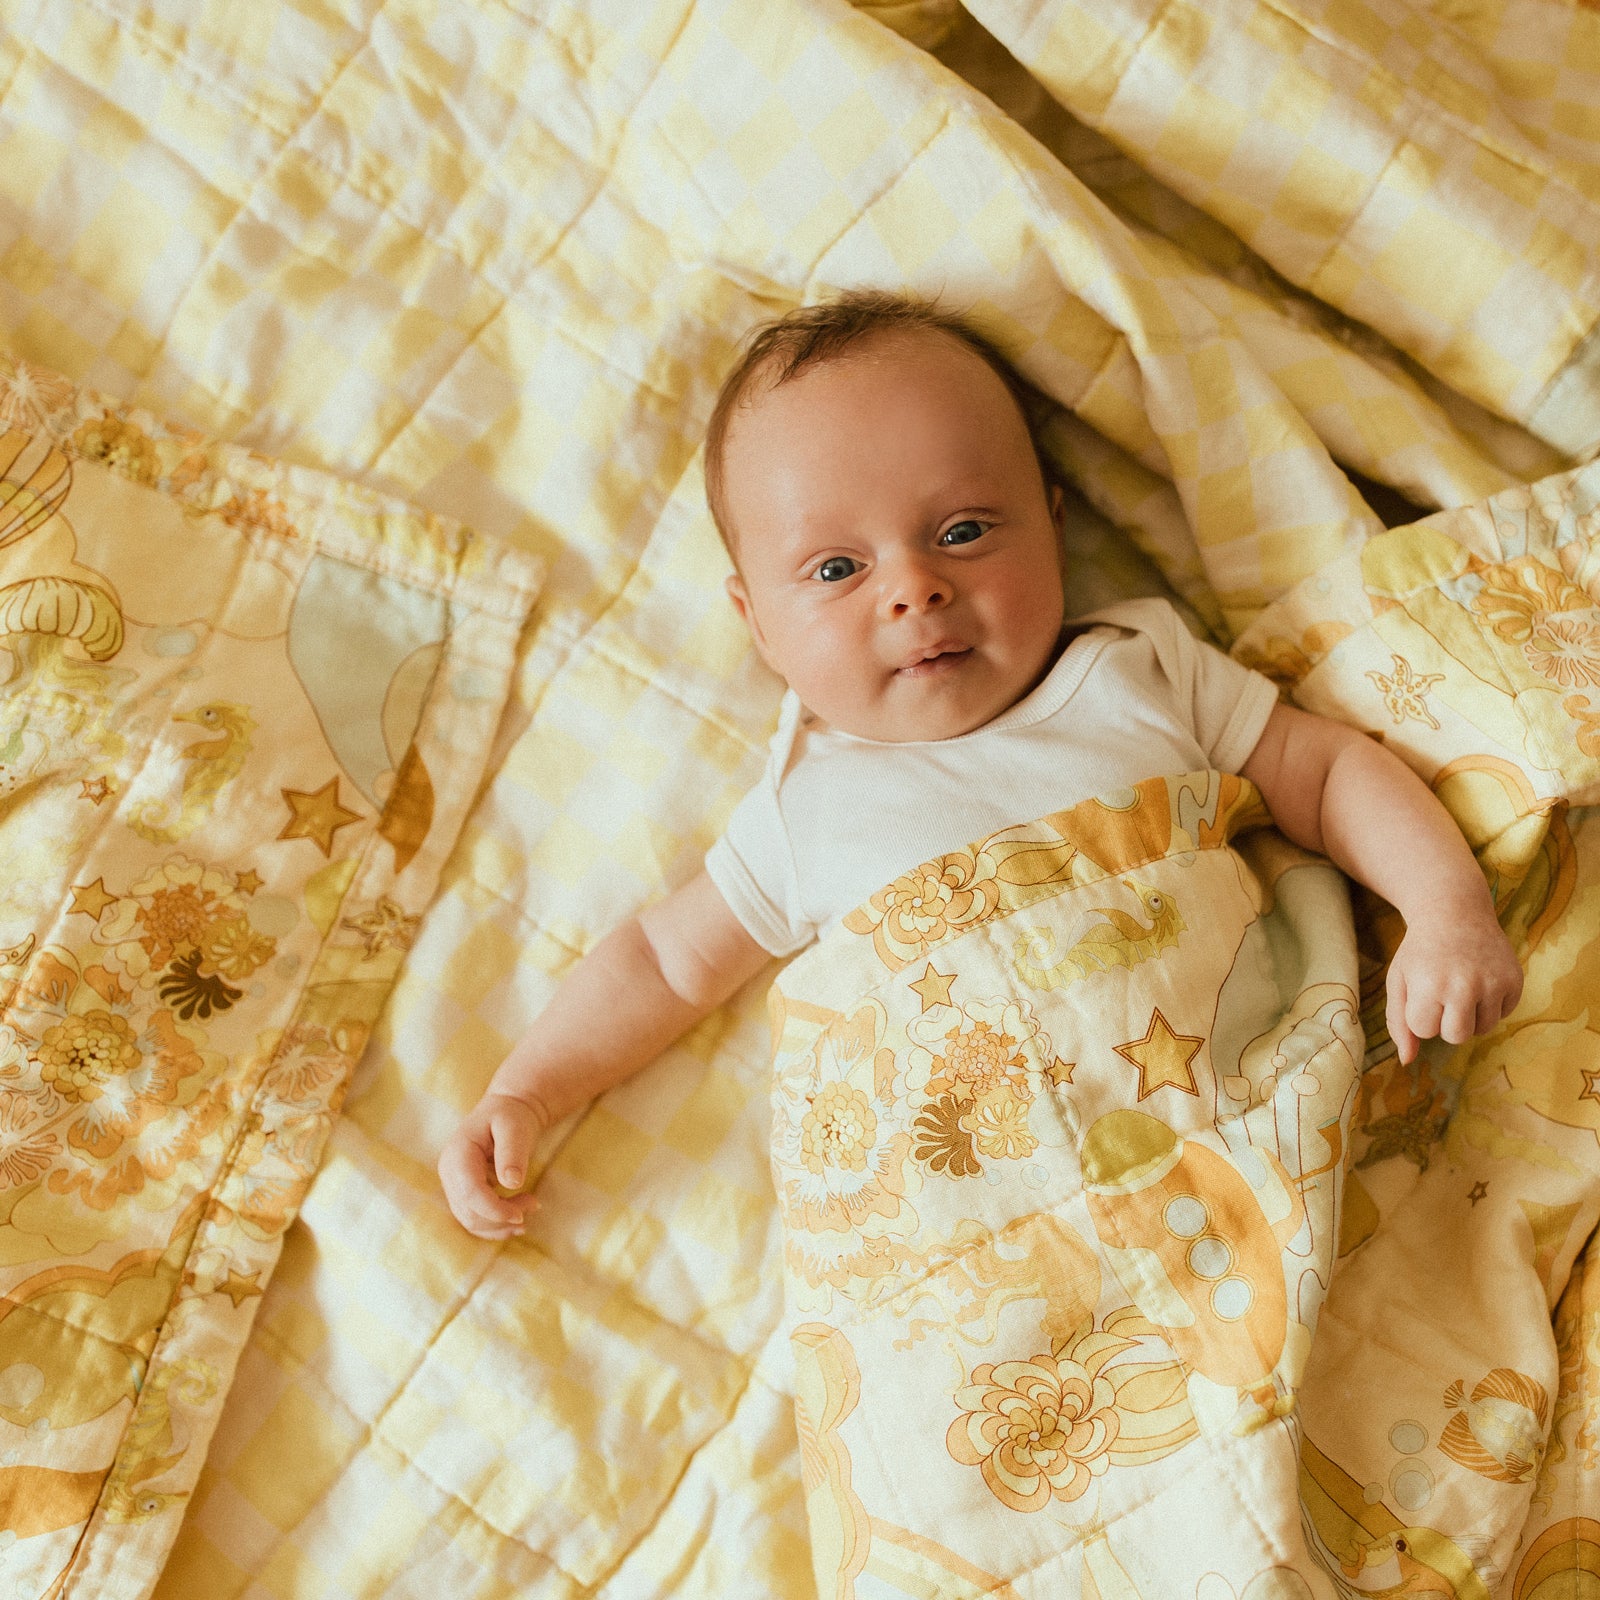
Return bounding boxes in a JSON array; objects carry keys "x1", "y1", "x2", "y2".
[
  {"x1": 1164, "y1": 1195, "x2": 1208, "y2": 1238},
  {"x1": 1211, "y1": 1276, "x2": 1254, "y2": 1321},
  {"x1": 1187, "y1": 1236, "x2": 1233, "y2": 1280}
]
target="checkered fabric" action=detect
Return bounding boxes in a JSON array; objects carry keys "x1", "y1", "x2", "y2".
[{"x1": 0, "y1": 0, "x2": 1595, "y2": 1595}]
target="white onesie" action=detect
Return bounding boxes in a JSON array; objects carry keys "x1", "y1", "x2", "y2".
[{"x1": 704, "y1": 596, "x2": 1279, "y2": 957}]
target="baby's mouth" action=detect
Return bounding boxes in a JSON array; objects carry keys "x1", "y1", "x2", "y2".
[{"x1": 896, "y1": 645, "x2": 973, "y2": 678}]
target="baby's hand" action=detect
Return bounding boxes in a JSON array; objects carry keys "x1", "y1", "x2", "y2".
[
  {"x1": 1386, "y1": 902, "x2": 1523, "y2": 1066},
  {"x1": 437, "y1": 1092, "x2": 547, "y2": 1240}
]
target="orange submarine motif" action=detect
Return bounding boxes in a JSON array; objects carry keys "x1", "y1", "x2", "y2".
[{"x1": 1080, "y1": 1109, "x2": 1304, "y2": 1418}]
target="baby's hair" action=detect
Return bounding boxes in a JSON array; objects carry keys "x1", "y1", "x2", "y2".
[{"x1": 704, "y1": 289, "x2": 1055, "y2": 556}]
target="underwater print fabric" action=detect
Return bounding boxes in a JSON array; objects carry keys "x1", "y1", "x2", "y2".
[{"x1": 0, "y1": 353, "x2": 539, "y2": 1596}]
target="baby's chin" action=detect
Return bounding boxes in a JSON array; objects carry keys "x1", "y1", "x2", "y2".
[{"x1": 806, "y1": 673, "x2": 1034, "y2": 743}]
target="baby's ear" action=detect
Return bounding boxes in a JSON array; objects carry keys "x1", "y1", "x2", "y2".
[{"x1": 725, "y1": 573, "x2": 773, "y2": 664}]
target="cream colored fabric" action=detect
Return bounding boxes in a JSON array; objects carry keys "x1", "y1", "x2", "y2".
[
  {"x1": 0, "y1": 0, "x2": 1595, "y2": 1595},
  {"x1": 706, "y1": 597, "x2": 1278, "y2": 953},
  {"x1": 0, "y1": 351, "x2": 539, "y2": 1596}
]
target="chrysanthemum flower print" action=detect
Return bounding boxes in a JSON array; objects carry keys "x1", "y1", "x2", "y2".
[
  {"x1": 843, "y1": 849, "x2": 1002, "y2": 969},
  {"x1": 947, "y1": 1349, "x2": 1120, "y2": 1512},
  {"x1": 771, "y1": 1004, "x2": 915, "y2": 1242}
]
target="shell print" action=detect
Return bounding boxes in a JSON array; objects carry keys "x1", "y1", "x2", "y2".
[{"x1": 1439, "y1": 1369, "x2": 1549, "y2": 1483}]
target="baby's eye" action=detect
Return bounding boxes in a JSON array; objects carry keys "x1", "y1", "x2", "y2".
[
  {"x1": 940, "y1": 520, "x2": 986, "y2": 546},
  {"x1": 814, "y1": 557, "x2": 860, "y2": 583}
]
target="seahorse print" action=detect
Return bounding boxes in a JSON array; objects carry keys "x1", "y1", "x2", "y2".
[{"x1": 1013, "y1": 877, "x2": 1184, "y2": 991}]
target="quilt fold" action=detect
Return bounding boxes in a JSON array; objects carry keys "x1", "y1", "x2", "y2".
[{"x1": 0, "y1": 0, "x2": 1597, "y2": 1595}]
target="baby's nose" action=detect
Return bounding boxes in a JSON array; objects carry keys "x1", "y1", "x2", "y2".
[{"x1": 884, "y1": 556, "x2": 950, "y2": 616}]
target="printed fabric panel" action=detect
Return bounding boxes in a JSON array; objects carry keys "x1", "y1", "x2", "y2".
[
  {"x1": 0, "y1": 352, "x2": 540, "y2": 1597},
  {"x1": 769, "y1": 771, "x2": 1364, "y2": 1594}
]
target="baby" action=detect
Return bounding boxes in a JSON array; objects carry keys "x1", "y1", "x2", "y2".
[{"x1": 440, "y1": 291, "x2": 1524, "y2": 1240}]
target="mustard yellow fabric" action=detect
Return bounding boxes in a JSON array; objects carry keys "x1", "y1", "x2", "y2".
[
  {"x1": 0, "y1": 352, "x2": 539, "y2": 1594},
  {"x1": 0, "y1": 0, "x2": 1595, "y2": 1595}
]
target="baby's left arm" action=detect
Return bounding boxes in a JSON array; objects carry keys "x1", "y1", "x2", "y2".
[{"x1": 1240, "y1": 703, "x2": 1523, "y2": 1065}]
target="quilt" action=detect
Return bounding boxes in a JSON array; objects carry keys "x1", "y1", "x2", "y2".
[{"x1": 0, "y1": 0, "x2": 1598, "y2": 1595}]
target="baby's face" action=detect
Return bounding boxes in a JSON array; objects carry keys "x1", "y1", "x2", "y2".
[{"x1": 721, "y1": 328, "x2": 1066, "y2": 743}]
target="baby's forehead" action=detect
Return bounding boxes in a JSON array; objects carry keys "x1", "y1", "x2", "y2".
[{"x1": 729, "y1": 328, "x2": 1020, "y2": 454}]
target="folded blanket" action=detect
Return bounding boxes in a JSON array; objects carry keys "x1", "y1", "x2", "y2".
[{"x1": 770, "y1": 769, "x2": 1366, "y2": 1593}]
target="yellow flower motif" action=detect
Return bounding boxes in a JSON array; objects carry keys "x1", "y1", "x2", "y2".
[
  {"x1": 98, "y1": 857, "x2": 244, "y2": 984},
  {"x1": 71, "y1": 415, "x2": 162, "y2": 484},
  {"x1": 947, "y1": 1349, "x2": 1120, "y2": 1511},
  {"x1": 967, "y1": 1085, "x2": 1037, "y2": 1161},
  {"x1": 928, "y1": 1018, "x2": 1028, "y2": 1105},
  {"x1": 198, "y1": 916, "x2": 274, "y2": 979},
  {"x1": 1523, "y1": 615, "x2": 1600, "y2": 689},
  {"x1": 800, "y1": 1081, "x2": 877, "y2": 1176},
  {"x1": 37, "y1": 1010, "x2": 140, "y2": 1101},
  {"x1": 845, "y1": 850, "x2": 1000, "y2": 968},
  {"x1": 1472, "y1": 556, "x2": 1592, "y2": 645},
  {"x1": 0, "y1": 1088, "x2": 59, "y2": 1188}
]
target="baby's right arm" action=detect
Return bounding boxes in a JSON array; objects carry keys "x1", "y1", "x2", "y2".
[{"x1": 438, "y1": 869, "x2": 772, "y2": 1239}]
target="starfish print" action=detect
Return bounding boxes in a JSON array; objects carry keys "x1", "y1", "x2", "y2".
[
  {"x1": 1367, "y1": 652, "x2": 1445, "y2": 730},
  {"x1": 341, "y1": 896, "x2": 421, "y2": 955},
  {"x1": 1356, "y1": 1091, "x2": 1446, "y2": 1173},
  {"x1": 908, "y1": 963, "x2": 955, "y2": 1012}
]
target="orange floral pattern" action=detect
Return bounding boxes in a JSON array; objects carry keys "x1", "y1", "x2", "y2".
[
  {"x1": 947, "y1": 1346, "x2": 1119, "y2": 1511},
  {"x1": 842, "y1": 851, "x2": 1002, "y2": 970}
]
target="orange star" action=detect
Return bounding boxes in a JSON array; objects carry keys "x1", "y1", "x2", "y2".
[
  {"x1": 78, "y1": 775, "x2": 113, "y2": 805},
  {"x1": 234, "y1": 868, "x2": 263, "y2": 896},
  {"x1": 908, "y1": 964, "x2": 955, "y2": 1012},
  {"x1": 1581, "y1": 1068, "x2": 1600, "y2": 1106},
  {"x1": 217, "y1": 1269, "x2": 263, "y2": 1309},
  {"x1": 1047, "y1": 1057, "x2": 1075, "y2": 1087},
  {"x1": 1114, "y1": 1007, "x2": 1204, "y2": 1099},
  {"x1": 69, "y1": 878, "x2": 117, "y2": 919},
  {"x1": 278, "y1": 778, "x2": 362, "y2": 857},
  {"x1": 1467, "y1": 1181, "x2": 1489, "y2": 1206}
]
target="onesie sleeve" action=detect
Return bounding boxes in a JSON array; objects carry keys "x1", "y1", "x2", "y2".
[
  {"x1": 704, "y1": 770, "x2": 816, "y2": 957},
  {"x1": 1124, "y1": 597, "x2": 1281, "y2": 772}
]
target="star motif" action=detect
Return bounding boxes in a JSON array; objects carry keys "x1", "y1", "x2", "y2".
[
  {"x1": 1367, "y1": 652, "x2": 1444, "y2": 731},
  {"x1": 1114, "y1": 1007, "x2": 1203, "y2": 1099},
  {"x1": 278, "y1": 778, "x2": 362, "y2": 857},
  {"x1": 908, "y1": 963, "x2": 955, "y2": 1012},
  {"x1": 341, "y1": 895, "x2": 421, "y2": 955},
  {"x1": 1580, "y1": 1067, "x2": 1600, "y2": 1106},
  {"x1": 1356, "y1": 1092, "x2": 1445, "y2": 1174},
  {"x1": 69, "y1": 878, "x2": 117, "y2": 919},
  {"x1": 217, "y1": 1269, "x2": 263, "y2": 1309},
  {"x1": 1047, "y1": 1057, "x2": 1076, "y2": 1087},
  {"x1": 78, "y1": 775, "x2": 113, "y2": 805},
  {"x1": 234, "y1": 868, "x2": 263, "y2": 896},
  {"x1": 1467, "y1": 1180, "x2": 1489, "y2": 1206}
]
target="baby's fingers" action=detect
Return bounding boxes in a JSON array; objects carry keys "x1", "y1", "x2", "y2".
[
  {"x1": 488, "y1": 1099, "x2": 540, "y2": 1196},
  {"x1": 438, "y1": 1130, "x2": 532, "y2": 1237},
  {"x1": 1386, "y1": 968, "x2": 1418, "y2": 1066}
]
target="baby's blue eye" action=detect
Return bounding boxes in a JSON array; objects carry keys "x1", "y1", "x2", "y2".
[
  {"x1": 815, "y1": 557, "x2": 860, "y2": 583},
  {"x1": 941, "y1": 520, "x2": 985, "y2": 546}
]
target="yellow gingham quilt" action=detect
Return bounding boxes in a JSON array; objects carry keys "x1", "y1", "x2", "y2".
[{"x1": 0, "y1": 0, "x2": 1597, "y2": 1594}]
